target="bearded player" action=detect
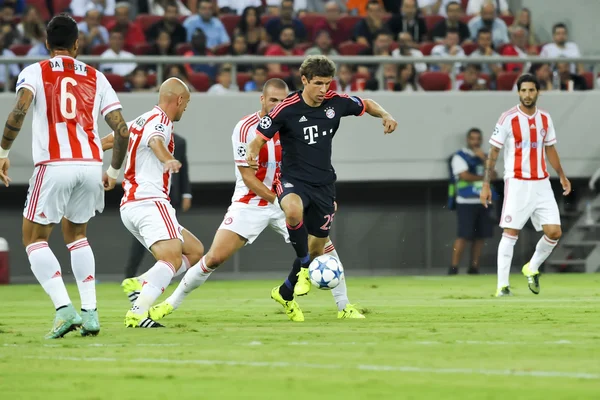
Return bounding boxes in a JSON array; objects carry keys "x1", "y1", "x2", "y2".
[
  {"x1": 123, "y1": 78, "x2": 364, "y2": 322},
  {"x1": 481, "y1": 74, "x2": 570, "y2": 297}
]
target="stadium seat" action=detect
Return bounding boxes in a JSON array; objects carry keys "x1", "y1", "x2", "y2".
[
  {"x1": 213, "y1": 43, "x2": 230, "y2": 56},
  {"x1": 418, "y1": 72, "x2": 451, "y2": 91},
  {"x1": 267, "y1": 72, "x2": 290, "y2": 81},
  {"x1": 147, "y1": 73, "x2": 157, "y2": 87},
  {"x1": 101, "y1": 16, "x2": 115, "y2": 27},
  {"x1": 419, "y1": 42, "x2": 435, "y2": 56},
  {"x1": 582, "y1": 72, "x2": 594, "y2": 90},
  {"x1": 294, "y1": 42, "x2": 313, "y2": 53},
  {"x1": 176, "y1": 43, "x2": 192, "y2": 55},
  {"x1": 236, "y1": 72, "x2": 252, "y2": 90},
  {"x1": 337, "y1": 16, "x2": 362, "y2": 38},
  {"x1": 456, "y1": 72, "x2": 491, "y2": 88},
  {"x1": 9, "y1": 44, "x2": 31, "y2": 56},
  {"x1": 261, "y1": 15, "x2": 274, "y2": 26},
  {"x1": 300, "y1": 13, "x2": 326, "y2": 40},
  {"x1": 500, "y1": 16, "x2": 515, "y2": 26},
  {"x1": 132, "y1": 42, "x2": 153, "y2": 55},
  {"x1": 53, "y1": 0, "x2": 71, "y2": 14},
  {"x1": 461, "y1": 42, "x2": 478, "y2": 55},
  {"x1": 338, "y1": 41, "x2": 368, "y2": 56},
  {"x1": 91, "y1": 44, "x2": 109, "y2": 55},
  {"x1": 496, "y1": 71, "x2": 520, "y2": 91},
  {"x1": 136, "y1": 14, "x2": 162, "y2": 33},
  {"x1": 104, "y1": 74, "x2": 127, "y2": 92},
  {"x1": 188, "y1": 72, "x2": 211, "y2": 92},
  {"x1": 28, "y1": 0, "x2": 51, "y2": 21},
  {"x1": 220, "y1": 14, "x2": 241, "y2": 38},
  {"x1": 329, "y1": 80, "x2": 338, "y2": 91},
  {"x1": 424, "y1": 15, "x2": 444, "y2": 32},
  {"x1": 460, "y1": 15, "x2": 474, "y2": 24},
  {"x1": 178, "y1": 16, "x2": 187, "y2": 24},
  {"x1": 461, "y1": 0, "x2": 469, "y2": 12}
]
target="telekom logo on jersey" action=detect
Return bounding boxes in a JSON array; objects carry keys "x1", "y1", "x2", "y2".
[{"x1": 303, "y1": 125, "x2": 334, "y2": 145}]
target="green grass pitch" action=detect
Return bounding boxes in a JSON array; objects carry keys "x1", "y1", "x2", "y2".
[{"x1": 1, "y1": 274, "x2": 599, "y2": 399}]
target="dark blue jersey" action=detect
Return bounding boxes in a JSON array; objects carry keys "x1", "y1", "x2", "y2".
[{"x1": 256, "y1": 90, "x2": 366, "y2": 185}]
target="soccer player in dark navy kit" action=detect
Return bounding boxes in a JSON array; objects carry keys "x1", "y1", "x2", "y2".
[{"x1": 247, "y1": 55, "x2": 398, "y2": 321}]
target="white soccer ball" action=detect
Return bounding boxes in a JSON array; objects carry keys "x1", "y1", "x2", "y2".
[{"x1": 308, "y1": 255, "x2": 344, "y2": 290}]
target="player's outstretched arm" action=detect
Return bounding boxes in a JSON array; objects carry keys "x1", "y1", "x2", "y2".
[
  {"x1": 0, "y1": 88, "x2": 34, "y2": 187},
  {"x1": 101, "y1": 133, "x2": 115, "y2": 151},
  {"x1": 148, "y1": 137, "x2": 182, "y2": 173},
  {"x1": 238, "y1": 166, "x2": 277, "y2": 204},
  {"x1": 546, "y1": 145, "x2": 571, "y2": 195},
  {"x1": 104, "y1": 110, "x2": 129, "y2": 170},
  {"x1": 363, "y1": 99, "x2": 397, "y2": 134},
  {"x1": 480, "y1": 146, "x2": 500, "y2": 208},
  {"x1": 246, "y1": 136, "x2": 267, "y2": 170}
]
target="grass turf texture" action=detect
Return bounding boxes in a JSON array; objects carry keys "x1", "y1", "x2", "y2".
[{"x1": 1, "y1": 275, "x2": 599, "y2": 400}]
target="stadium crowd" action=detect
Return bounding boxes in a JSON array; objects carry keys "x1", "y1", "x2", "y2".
[{"x1": 0, "y1": 0, "x2": 594, "y2": 92}]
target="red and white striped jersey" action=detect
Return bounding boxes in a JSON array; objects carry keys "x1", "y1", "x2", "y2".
[
  {"x1": 231, "y1": 111, "x2": 281, "y2": 207},
  {"x1": 16, "y1": 55, "x2": 122, "y2": 166},
  {"x1": 490, "y1": 105, "x2": 557, "y2": 180},
  {"x1": 121, "y1": 106, "x2": 175, "y2": 206}
]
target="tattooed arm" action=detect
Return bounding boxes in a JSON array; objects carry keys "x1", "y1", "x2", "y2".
[
  {"x1": 0, "y1": 88, "x2": 34, "y2": 186},
  {"x1": 480, "y1": 146, "x2": 500, "y2": 208},
  {"x1": 102, "y1": 109, "x2": 129, "y2": 190}
]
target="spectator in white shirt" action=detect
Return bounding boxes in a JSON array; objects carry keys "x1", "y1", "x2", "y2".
[
  {"x1": 466, "y1": 0, "x2": 509, "y2": 16},
  {"x1": 99, "y1": 31, "x2": 137, "y2": 76},
  {"x1": 431, "y1": 28, "x2": 465, "y2": 75},
  {"x1": 391, "y1": 32, "x2": 428, "y2": 74},
  {"x1": 77, "y1": 9, "x2": 109, "y2": 48},
  {"x1": 147, "y1": 0, "x2": 191, "y2": 16},
  {"x1": 469, "y1": 27, "x2": 502, "y2": 78},
  {"x1": 208, "y1": 64, "x2": 239, "y2": 94},
  {"x1": 540, "y1": 23, "x2": 584, "y2": 75},
  {"x1": 70, "y1": 0, "x2": 116, "y2": 17}
]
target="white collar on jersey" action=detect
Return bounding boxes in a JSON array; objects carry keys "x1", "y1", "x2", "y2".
[
  {"x1": 516, "y1": 104, "x2": 538, "y2": 119},
  {"x1": 153, "y1": 105, "x2": 171, "y2": 123}
]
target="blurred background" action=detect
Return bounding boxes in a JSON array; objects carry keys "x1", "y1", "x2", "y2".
[{"x1": 0, "y1": 0, "x2": 599, "y2": 283}]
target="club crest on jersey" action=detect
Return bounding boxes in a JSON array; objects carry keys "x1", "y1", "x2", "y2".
[
  {"x1": 259, "y1": 116, "x2": 272, "y2": 129},
  {"x1": 540, "y1": 128, "x2": 547, "y2": 137},
  {"x1": 237, "y1": 145, "x2": 246, "y2": 157},
  {"x1": 325, "y1": 107, "x2": 335, "y2": 119}
]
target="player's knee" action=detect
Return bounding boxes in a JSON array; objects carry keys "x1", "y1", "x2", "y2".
[
  {"x1": 204, "y1": 251, "x2": 226, "y2": 268},
  {"x1": 284, "y1": 204, "x2": 303, "y2": 226},
  {"x1": 545, "y1": 226, "x2": 562, "y2": 241},
  {"x1": 165, "y1": 254, "x2": 183, "y2": 271},
  {"x1": 309, "y1": 247, "x2": 324, "y2": 260}
]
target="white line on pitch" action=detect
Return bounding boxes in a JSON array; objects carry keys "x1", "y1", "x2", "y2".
[
  {"x1": 21, "y1": 355, "x2": 599, "y2": 380},
  {"x1": 416, "y1": 340, "x2": 574, "y2": 345}
]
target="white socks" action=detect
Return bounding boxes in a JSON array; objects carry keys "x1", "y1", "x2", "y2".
[
  {"x1": 27, "y1": 242, "x2": 71, "y2": 309},
  {"x1": 529, "y1": 235, "x2": 558, "y2": 273},
  {"x1": 67, "y1": 238, "x2": 96, "y2": 310},
  {"x1": 166, "y1": 256, "x2": 214, "y2": 309},
  {"x1": 132, "y1": 261, "x2": 175, "y2": 315},
  {"x1": 325, "y1": 240, "x2": 349, "y2": 311},
  {"x1": 497, "y1": 233, "x2": 518, "y2": 289}
]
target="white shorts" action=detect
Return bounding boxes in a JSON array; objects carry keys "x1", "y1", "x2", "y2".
[
  {"x1": 23, "y1": 164, "x2": 104, "y2": 225},
  {"x1": 218, "y1": 202, "x2": 289, "y2": 245},
  {"x1": 120, "y1": 199, "x2": 184, "y2": 250},
  {"x1": 500, "y1": 178, "x2": 561, "y2": 231}
]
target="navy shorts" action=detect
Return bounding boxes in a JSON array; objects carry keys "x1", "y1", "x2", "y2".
[
  {"x1": 276, "y1": 175, "x2": 335, "y2": 238},
  {"x1": 456, "y1": 203, "x2": 494, "y2": 240}
]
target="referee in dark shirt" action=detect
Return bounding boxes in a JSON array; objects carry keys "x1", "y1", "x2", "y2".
[{"x1": 124, "y1": 132, "x2": 192, "y2": 278}]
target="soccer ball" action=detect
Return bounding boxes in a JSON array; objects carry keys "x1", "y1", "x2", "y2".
[{"x1": 308, "y1": 255, "x2": 344, "y2": 290}]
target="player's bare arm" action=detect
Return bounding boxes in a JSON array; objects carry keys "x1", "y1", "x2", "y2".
[
  {"x1": 546, "y1": 145, "x2": 571, "y2": 195},
  {"x1": 100, "y1": 133, "x2": 115, "y2": 151},
  {"x1": 363, "y1": 99, "x2": 397, "y2": 134},
  {"x1": 238, "y1": 166, "x2": 277, "y2": 204},
  {"x1": 0, "y1": 88, "x2": 34, "y2": 187},
  {"x1": 148, "y1": 136, "x2": 182, "y2": 173},
  {"x1": 246, "y1": 135, "x2": 268, "y2": 170},
  {"x1": 480, "y1": 146, "x2": 500, "y2": 207},
  {"x1": 102, "y1": 110, "x2": 129, "y2": 190}
]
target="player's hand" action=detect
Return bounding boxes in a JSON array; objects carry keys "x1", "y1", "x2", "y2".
[
  {"x1": 0, "y1": 157, "x2": 11, "y2": 187},
  {"x1": 182, "y1": 197, "x2": 192, "y2": 212},
  {"x1": 480, "y1": 184, "x2": 492, "y2": 208},
  {"x1": 246, "y1": 152, "x2": 259, "y2": 170},
  {"x1": 102, "y1": 171, "x2": 116, "y2": 191},
  {"x1": 382, "y1": 114, "x2": 397, "y2": 134},
  {"x1": 560, "y1": 175, "x2": 571, "y2": 196},
  {"x1": 163, "y1": 159, "x2": 182, "y2": 173}
]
